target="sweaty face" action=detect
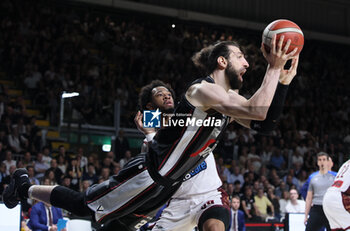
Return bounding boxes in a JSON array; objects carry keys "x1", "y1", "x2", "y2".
[
  {"x1": 150, "y1": 86, "x2": 174, "y2": 112},
  {"x1": 226, "y1": 46, "x2": 249, "y2": 90}
]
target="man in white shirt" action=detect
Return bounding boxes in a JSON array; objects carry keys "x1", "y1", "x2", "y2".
[
  {"x1": 285, "y1": 188, "x2": 305, "y2": 213},
  {"x1": 2, "y1": 150, "x2": 16, "y2": 175}
]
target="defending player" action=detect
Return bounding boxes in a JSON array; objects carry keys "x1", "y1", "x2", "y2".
[
  {"x1": 323, "y1": 159, "x2": 350, "y2": 230},
  {"x1": 135, "y1": 81, "x2": 231, "y2": 231},
  {"x1": 3, "y1": 36, "x2": 298, "y2": 230}
]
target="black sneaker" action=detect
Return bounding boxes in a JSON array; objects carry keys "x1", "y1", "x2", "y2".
[{"x1": 2, "y1": 168, "x2": 31, "y2": 209}]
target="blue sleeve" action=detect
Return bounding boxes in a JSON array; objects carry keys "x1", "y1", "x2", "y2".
[
  {"x1": 329, "y1": 171, "x2": 337, "y2": 176},
  {"x1": 300, "y1": 182, "x2": 309, "y2": 200}
]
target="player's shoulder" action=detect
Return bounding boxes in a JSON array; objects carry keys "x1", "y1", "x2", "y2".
[
  {"x1": 186, "y1": 80, "x2": 226, "y2": 107},
  {"x1": 187, "y1": 79, "x2": 219, "y2": 95}
]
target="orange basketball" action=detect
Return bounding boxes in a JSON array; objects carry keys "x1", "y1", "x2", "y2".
[{"x1": 262, "y1": 19, "x2": 304, "y2": 55}]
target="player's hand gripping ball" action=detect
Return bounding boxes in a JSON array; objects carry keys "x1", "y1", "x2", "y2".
[{"x1": 262, "y1": 19, "x2": 304, "y2": 55}]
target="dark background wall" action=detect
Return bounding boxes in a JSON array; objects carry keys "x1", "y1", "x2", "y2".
[{"x1": 122, "y1": 0, "x2": 350, "y2": 36}]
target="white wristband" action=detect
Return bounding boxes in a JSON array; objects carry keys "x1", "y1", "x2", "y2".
[{"x1": 145, "y1": 132, "x2": 156, "y2": 142}]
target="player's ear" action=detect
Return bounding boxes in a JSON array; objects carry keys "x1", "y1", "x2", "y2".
[
  {"x1": 217, "y1": 56, "x2": 227, "y2": 70},
  {"x1": 146, "y1": 102, "x2": 154, "y2": 110}
]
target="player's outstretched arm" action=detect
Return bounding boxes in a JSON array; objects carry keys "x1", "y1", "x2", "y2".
[{"x1": 187, "y1": 36, "x2": 297, "y2": 121}]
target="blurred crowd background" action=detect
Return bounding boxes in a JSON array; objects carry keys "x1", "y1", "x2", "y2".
[{"x1": 0, "y1": 0, "x2": 349, "y2": 225}]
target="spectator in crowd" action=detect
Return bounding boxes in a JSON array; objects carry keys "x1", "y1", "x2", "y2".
[
  {"x1": 105, "y1": 151, "x2": 119, "y2": 168},
  {"x1": 27, "y1": 165, "x2": 40, "y2": 185},
  {"x1": 99, "y1": 166, "x2": 110, "y2": 182},
  {"x1": 254, "y1": 187, "x2": 275, "y2": 221},
  {"x1": 278, "y1": 190, "x2": 290, "y2": 219},
  {"x1": 267, "y1": 187, "x2": 280, "y2": 220},
  {"x1": 230, "y1": 195, "x2": 246, "y2": 231},
  {"x1": 2, "y1": 149, "x2": 16, "y2": 175},
  {"x1": 283, "y1": 169, "x2": 300, "y2": 191},
  {"x1": 22, "y1": 151, "x2": 35, "y2": 168},
  {"x1": 247, "y1": 145, "x2": 262, "y2": 173},
  {"x1": 82, "y1": 163, "x2": 98, "y2": 185},
  {"x1": 112, "y1": 163, "x2": 121, "y2": 176},
  {"x1": 81, "y1": 180, "x2": 91, "y2": 192},
  {"x1": 2, "y1": 165, "x2": 17, "y2": 188},
  {"x1": 285, "y1": 188, "x2": 305, "y2": 213},
  {"x1": 232, "y1": 180, "x2": 243, "y2": 197},
  {"x1": 41, "y1": 146, "x2": 52, "y2": 167},
  {"x1": 227, "y1": 166, "x2": 244, "y2": 185},
  {"x1": 227, "y1": 183, "x2": 235, "y2": 198},
  {"x1": 269, "y1": 149, "x2": 285, "y2": 170},
  {"x1": 44, "y1": 169, "x2": 57, "y2": 185},
  {"x1": 216, "y1": 157, "x2": 230, "y2": 182},
  {"x1": 60, "y1": 175, "x2": 73, "y2": 190},
  {"x1": 34, "y1": 152, "x2": 50, "y2": 180},
  {"x1": 76, "y1": 147, "x2": 88, "y2": 172},
  {"x1": 100, "y1": 155, "x2": 115, "y2": 173},
  {"x1": 7, "y1": 125, "x2": 28, "y2": 153},
  {"x1": 56, "y1": 155, "x2": 67, "y2": 175},
  {"x1": 48, "y1": 159, "x2": 63, "y2": 185},
  {"x1": 119, "y1": 150, "x2": 132, "y2": 169},
  {"x1": 275, "y1": 181, "x2": 288, "y2": 198},
  {"x1": 57, "y1": 145, "x2": 69, "y2": 164},
  {"x1": 66, "y1": 157, "x2": 82, "y2": 191},
  {"x1": 241, "y1": 186, "x2": 258, "y2": 221}
]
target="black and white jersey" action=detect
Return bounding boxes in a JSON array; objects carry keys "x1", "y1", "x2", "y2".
[
  {"x1": 86, "y1": 76, "x2": 229, "y2": 223},
  {"x1": 148, "y1": 76, "x2": 229, "y2": 184}
]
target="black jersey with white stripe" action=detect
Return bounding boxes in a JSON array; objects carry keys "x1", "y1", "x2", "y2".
[{"x1": 148, "y1": 76, "x2": 230, "y2": 184}]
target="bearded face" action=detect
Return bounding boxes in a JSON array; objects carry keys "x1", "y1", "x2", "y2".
[{"x1": 225, "y1": 62, "x2": 243, "y2": 90}]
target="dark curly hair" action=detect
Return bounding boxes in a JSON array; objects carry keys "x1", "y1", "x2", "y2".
[
  {"x1": 138, "y1": 80, "x2": 175, "y2": 111},
  {"x1": 192, "y1": 41, "x2": 240, "y2": 76}
]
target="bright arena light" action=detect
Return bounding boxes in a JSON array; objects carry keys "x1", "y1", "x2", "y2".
[
  {"x1": 102, "y1": 144, "x2": 111, "y2": 152},
  {"x1": 62, "y1": 92, "x2": 80, "y2": 98},
  {"x1": 171, "y1": 24, "x2": 175, "y2": 28}
]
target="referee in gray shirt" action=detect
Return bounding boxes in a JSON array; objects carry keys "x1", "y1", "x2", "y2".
[{"x1": 304, "y1": 152, "x2": 335, "y2": 231}]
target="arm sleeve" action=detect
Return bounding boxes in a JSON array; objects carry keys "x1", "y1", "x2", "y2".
[
  {"x1": 141, "y1": 132, "x2": 157, "y2": 152},
  {"x1": 250, "y1": 83, "x2": 289, "y2": 135},
  {"x1": 145, "y1": 132, "x2": 156, "y2": 142}
]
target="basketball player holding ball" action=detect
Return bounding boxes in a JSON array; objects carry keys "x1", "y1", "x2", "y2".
[{"x1": 3, "y1": 21, "x2": 300, "y2": 231}]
